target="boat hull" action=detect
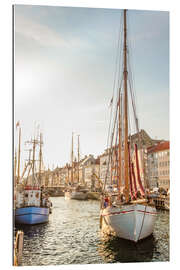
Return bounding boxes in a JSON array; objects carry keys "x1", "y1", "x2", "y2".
[
  {"x1": 65, "y1": 191, "x2": 88, "y2": 200},
  {"x1": 15, "y1": 207, "x2": 49, "y2": 225},
  {"x1": 100, "y1": 204, "x2": 157, "y2": 242}
]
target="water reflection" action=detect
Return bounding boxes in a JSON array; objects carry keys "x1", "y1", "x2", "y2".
[
  {"x1": 14, "y1": 198, "x2": 169, "y2": 265},
  {"x1": 98, "y1": 234, "x2": 157, "y2": 263},
  {"x1": 15, "y1": 223, "x2": 49, "y2": 239}
]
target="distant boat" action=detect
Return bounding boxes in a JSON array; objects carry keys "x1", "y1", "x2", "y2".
[
  {"x1": 100, "y1": 10, "x2": 157, "y2": 242},
  {"x1": 64, "y1": 133, "x2": 88, "y2": 200},
  {"x1": 65, "y1": 186, "x2": 88, "y2": 200},
  {"x1": 15, "y1": 128, "x2": 52, "y2": 225}
]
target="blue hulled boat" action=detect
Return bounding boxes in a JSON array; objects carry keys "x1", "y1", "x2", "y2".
[
  {"x1": 15, "y1": 206, "x2": 49, "y2": 225},
  {"x1": 15, "y1": 185, "x2": 51, "y2": 225},
  {"x1": 14, "y1": 130, "x2": 52, "y2": 225}
]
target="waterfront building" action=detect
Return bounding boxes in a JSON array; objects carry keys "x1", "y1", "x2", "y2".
[
  {"x1": 40, "y1": 130, "x2": 168, "y2": 191},
  {"x1": 99, "y1": 151, "x2": 111, "y2": 185},
  {"x1": 130, "y1": 129, "x2": 162, "y2": 148},
  {"x1": 147, "y1": 141, "x2": 170, "y2": 190},
  {"x1": 99, "y1": 146, "x2": 147, "y2": 189},
  {"x1": 80, "y1": 155, "x2": 100, "y2": 189},
  {"x1": 99, "y1": 130, "x2": 163, "y2": 189}
]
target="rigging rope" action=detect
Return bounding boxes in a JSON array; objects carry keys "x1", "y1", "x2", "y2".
[{"x1": 106, "y1": 12, "x2": 123, "y2": 151}]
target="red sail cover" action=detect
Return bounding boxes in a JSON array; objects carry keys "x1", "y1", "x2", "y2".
[
  {"x1": 135, "y1": 143, "x2": 145, "y2": 196},
  {"x1": 131, "y1": 163, "x2": 137, "y2": 199},
  {"x1": 128, "y1": 142, "x2": 134, "y2": 199}
]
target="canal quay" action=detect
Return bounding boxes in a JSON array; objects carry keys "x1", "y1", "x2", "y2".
[
  {"x1": 14, "y1": 129, "x2": 170, "y2": 265},
  {"x1": 15, "y1": 197, "x2": 169, "y2": 266},
  {"x1": 13, "y1": 6, "x2": 170, "y2": 266}
]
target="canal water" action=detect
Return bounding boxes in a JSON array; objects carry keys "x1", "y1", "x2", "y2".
[{"x1": 15, "y1": 197, "x2": 169, "y2": 265}]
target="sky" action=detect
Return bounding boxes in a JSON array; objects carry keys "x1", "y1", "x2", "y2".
[{"x1": 14, "y1": 5, "x2": 169, "y2": 170}]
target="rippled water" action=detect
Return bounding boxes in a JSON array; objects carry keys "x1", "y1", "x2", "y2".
[{"x1": 15, "y1": 197, "x2": 169, "y2": 265}]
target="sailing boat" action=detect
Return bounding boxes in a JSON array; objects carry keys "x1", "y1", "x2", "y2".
[
  {"x1": 100, "y1": 10, "x2": 157, "y2": 242},
  {"x1": 64, "y1": 133, "x2": 88, "y2": 200},
  {"x1": 15, "y1": 126, "x2": 51, "y2": 225}
]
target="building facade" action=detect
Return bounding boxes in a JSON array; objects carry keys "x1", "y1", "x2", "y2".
[{"x1": 147, "y1": 141, "x2": 170, "y2": 190}]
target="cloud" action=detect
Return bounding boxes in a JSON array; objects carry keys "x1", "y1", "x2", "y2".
[
  {"x1": 15, "y1": 14, "x2": 69, "y2": 48},
  {"x1": 15, "y1": 14, "x2": 95, "y2": 52}
]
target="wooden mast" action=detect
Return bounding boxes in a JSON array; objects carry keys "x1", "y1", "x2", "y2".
[
  {"x1": 123, "y1": 9, "x2": 129, "y2": 201},
  {"x1": 32, "y1": 136, "x2": 36, "y2": 185},
  {"x1": 118, "y1": 92, "x2": 122, "y2": 194},
  {"x1": 77, "y1": 135, "x2": 80, "y2": 183},
  {"x1": 14, "y1": 149, "x2": 17, "y2": 185},
  {"x1": 67, "y1": 165, "x2": 70, "y2": 184},
  {"x1": 39, "y1": 133, "x2": 43, "y2": 186},
  {"x1": 71, "y1": 132, "x2": 74, "y2": 184},
  {"x1": 17, "y1": 127, "x2": 21, "y2": 185}
]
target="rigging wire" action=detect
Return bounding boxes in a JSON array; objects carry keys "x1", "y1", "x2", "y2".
[
  {"x1": 103, "y1": 77, "x2": 124, "y2": 190},
  {"x1": 103, "y1": 10, "x2": 145, "y2": 194},
  {"x1": 103, "y1": 11, "x2": 124, "y2": 190},
  {"x1": 106, "y1": 12, "x2": 123, "y2": 151}
]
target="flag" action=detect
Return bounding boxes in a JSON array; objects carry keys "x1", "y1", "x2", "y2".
[
  {"x1": 16, "y1": 121, "x2": 20, "y2": 128},
  {"x1": 109, "y1": 97, "x2": 113, "y2": 107}
]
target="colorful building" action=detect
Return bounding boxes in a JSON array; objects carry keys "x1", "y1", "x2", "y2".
[{"x1": 147, "y1": 141, "x2": 170, "y2": 190}]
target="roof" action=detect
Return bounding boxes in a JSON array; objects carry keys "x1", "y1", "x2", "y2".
[
  {"x1": 147, "y1": 141, "x2": 170, "y2": 153},
  {"x1": 95, "y1": 158, "x2": 100, "y2": 165},
  {"x1": 80, "y1": 155, "x2": 95, "y2": 166}
]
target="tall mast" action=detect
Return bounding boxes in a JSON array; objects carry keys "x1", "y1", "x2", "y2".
[
  {"x1": 123, "y1": 9, "x2": 129, "y2": 201},
  {"x1": 14, "y1": 149, "x2": 17, "y2": 185},
  {"x1": 67, "y1": 165, "x2": 69, "y2": 184},
  {"x1": 118, "y1": 92, "x2": 122, "y2": 194},
  {"x1": 77, "y1": 135, "x2": 80, "y2": 183},
  {"x1": 17, "y1": 127, "x2": 21, "y2": 185},
  {"x1": 71, "y1": 132, "x2": 74, "y2": 184},
  {"x1": 39, "y1": 133, "x2": 43, "y2": 186},
  {"x1": 32, "y1": 136, "x2": 36, "y2": 184},
  {"x1": 110, "y1": 149, "x2": 113, "y2": 185}
]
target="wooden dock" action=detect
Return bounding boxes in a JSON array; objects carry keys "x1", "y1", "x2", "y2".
[{"x1": 14, "y1": 230, "x2": 24, "y2": 266}]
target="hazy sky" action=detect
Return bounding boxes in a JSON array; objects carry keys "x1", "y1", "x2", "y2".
[{"x1": 14, "y1": 5, "x2": 169, "y2": 169}]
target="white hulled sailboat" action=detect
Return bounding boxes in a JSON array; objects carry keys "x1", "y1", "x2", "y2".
[{"x1": 100, "y1": 10, "x2": 157, "y2": 242}]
